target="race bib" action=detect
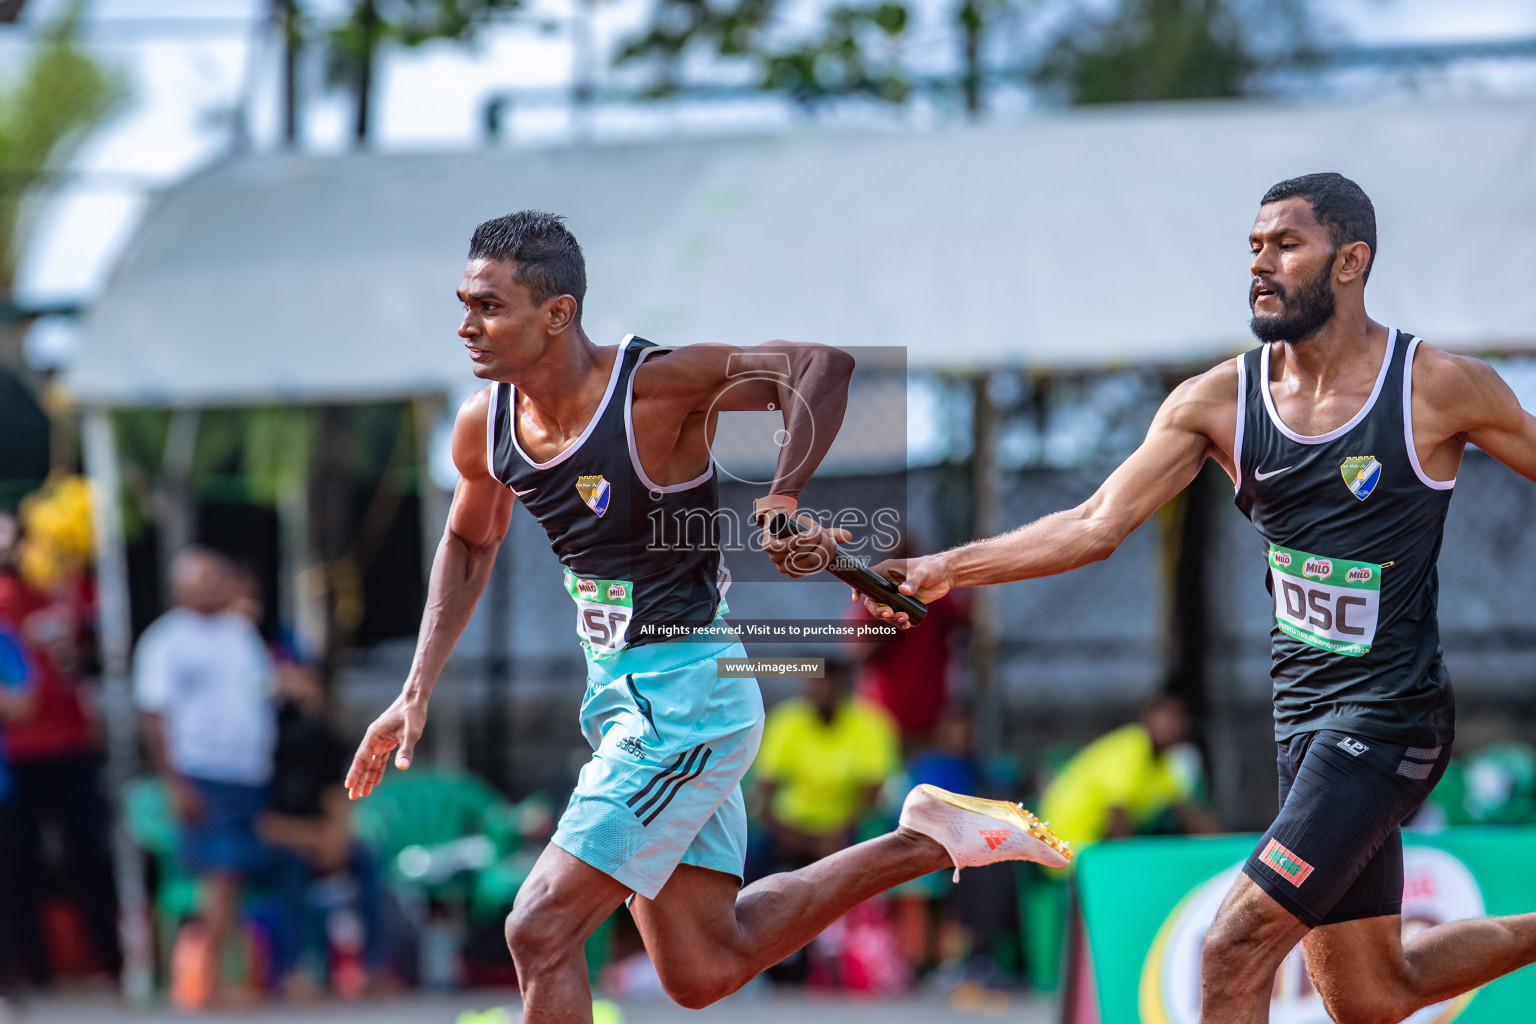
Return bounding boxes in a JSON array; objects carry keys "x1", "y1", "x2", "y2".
[
  {"x1": 1268, "y1": 544, "x2": 1381, "y2": 658},
  {"x1": 564, "y1": 569, "x2": 634, "y2": 657}
]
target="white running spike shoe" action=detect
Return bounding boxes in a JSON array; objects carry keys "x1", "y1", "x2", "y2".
[{"x1": 899, "y1": 783, "x2": 1073, "y2": 879}]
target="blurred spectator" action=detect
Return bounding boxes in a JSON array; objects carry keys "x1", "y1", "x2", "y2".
[
  {"x1": 890, "y1": 705, "x2": 1019, "y2": 988},
  {"x1": 847, "y1": 545, "x2": 968, "y2": 753},
  {"x1": 0, "y1": 623, "x2": 37, "y2": 991},
  {"x1": 134, "y1": 548, "x2": 276, "y2": 1006},
  {"x1": 1039, "y1": 693, "x2": 1219, "y2": 854},
  {"x1": 258, "y1": 663, "x2": 387, "y2": 998},
  {"x1": 229, "y1": 561, "x2": 302, "y2": 666},
  {"x1": 753, "y1": 660, "x2": 899, "y2": 866},
  {"x1": 0, "y1": 511, "x2": 121, "y2": 986},
  {"x1": 906, "y1": 703, "x2": 981, "y2": 798},
  {"x1": 748, "y1": 660, "x2": 899, "y2": 986}
]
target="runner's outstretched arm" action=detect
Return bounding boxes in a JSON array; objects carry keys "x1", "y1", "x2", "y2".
[
  {"x1": 345, "y1": 387, "x2": 514, "y2": 798},
  {"x1": 866, "y1": 361, "x2": 1238, "y2": 623},
  {"x1": 1412, "y1": 345, "x2": 1536, "y2": 483}
]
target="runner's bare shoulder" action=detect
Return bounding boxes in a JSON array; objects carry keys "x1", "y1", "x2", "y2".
[
  {"x1": 1404, "y1": 342, "x2": 1513, "y2": 430},
  {"x1": 1159, "y1": 357, "x2": 1242, "y2": 455},
  {"x1": 630, "y1": 343, "x2": 741, "y2": 403},
  {"x1": 452, "y1": 385, "x2": 497, "y2": 480}
]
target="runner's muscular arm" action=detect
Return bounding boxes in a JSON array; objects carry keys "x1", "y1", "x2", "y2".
[
  {"x1": 633, "y1": 340, "x2": 856, "y2": 499},
  {"x1": 635, "y1": 341, "x2": 856, "y2": 576},
  {"x1": 345, "y1": 387, "x2": 514, "y2": 799},
  {"x1": 866, "y1": 360, "x2": 1239, "y2": 624},
  {"x1": 1410, "y1": 345, "x2": 1536, "y2": 484}
]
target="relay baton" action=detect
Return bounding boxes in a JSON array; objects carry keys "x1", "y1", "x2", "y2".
[{"x1": 765, "y1": 512, "x2": 928, "y2": 627}]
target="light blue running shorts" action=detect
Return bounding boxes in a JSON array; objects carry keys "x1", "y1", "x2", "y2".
[{"x1": 550, "y1": 621, "x2": 764, "y2": 900}]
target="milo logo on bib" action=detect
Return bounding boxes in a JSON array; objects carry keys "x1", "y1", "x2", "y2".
[
  {"x1": 564, "y1": 569, "x2": 635, "y2": 657},
  {"x1": 1269, "y1": 543, "x2": 1381, "y2": 657}
]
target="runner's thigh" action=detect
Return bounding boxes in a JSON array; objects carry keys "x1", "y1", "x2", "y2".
[{"x1": 1242, "y1": 731, "x2": 1450, "y2": 928}]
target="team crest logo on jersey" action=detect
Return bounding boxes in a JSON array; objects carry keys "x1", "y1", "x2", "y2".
[
  {"x1": 575, "y1": 475, "x2": 611, "y2": 517},
  {"x1": 1340, "y1": 456, "x2": 1382, "y2": 501}
]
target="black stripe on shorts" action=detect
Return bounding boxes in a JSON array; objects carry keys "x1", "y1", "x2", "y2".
[{"x1": 626, "y1": 744, "x2": 713, "y2": 826}]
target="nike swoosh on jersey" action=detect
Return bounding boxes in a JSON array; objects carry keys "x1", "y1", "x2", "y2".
[
  {"x1": 1254, "y1": 466, "x2": 1293, "y2": 481},
  {"x1": 512, "y1": 486, "x2": 538, "y2": 497}
]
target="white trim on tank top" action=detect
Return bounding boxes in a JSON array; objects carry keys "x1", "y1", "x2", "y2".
[
  {"x1": 506, "y1": 334, "x2": 634, "y2": 471},
  {"x1": 1402, "y1": 336, "x2": 1456, "y2": 490},
  {"x1": 1259, "y1": 328, "x2": 1397, "y2": 444},
  {"x1": 484, "y1": 382, "x2": 501, "y2": 485},
  {"x1": 625, "y1": 345, "x2": 715, "y2": 493},
  {"x1": 1233, "y1": 354, "x2": 1247, "y2": 493}
]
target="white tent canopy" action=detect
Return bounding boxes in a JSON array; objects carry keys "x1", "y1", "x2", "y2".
[{"x1": 65, "y1": 96, "x2": 1536, "y2": 406}]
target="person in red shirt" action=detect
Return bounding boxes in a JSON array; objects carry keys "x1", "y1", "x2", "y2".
[{"x1": 0, "y1": 512, "x2": 120, "y2": 985}]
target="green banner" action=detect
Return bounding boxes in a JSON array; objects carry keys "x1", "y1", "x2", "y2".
[{"x1": 1074, "y1": 829, "x2": 1536, "y2": 1024}]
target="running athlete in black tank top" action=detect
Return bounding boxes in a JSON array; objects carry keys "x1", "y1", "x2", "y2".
[
  {"x1": 488, "y1": 334, "x2": 731, "y2": 654},
  {"x1": 1235, "y1": 328, "x2": 1455, "y2": 747},
  {"x1": 345, "y1": 211, "x2": 1072, "y2": 1022},
  {"x1": 864, "y1": 174, "x2": 1536, "y2": 1021},
  {"x1": 1228, "y1": 327, "x2": 1460, "y2": 933}
]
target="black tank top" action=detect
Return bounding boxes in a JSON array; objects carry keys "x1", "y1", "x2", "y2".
[
  {"x1": 1234, "y1": 328, "x2": 1455, "y2": 746},
  {"x1": 487, "y1": 335, "x2": 730, "y2": 658}
]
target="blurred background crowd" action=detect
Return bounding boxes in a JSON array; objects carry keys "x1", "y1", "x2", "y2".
[
  {"x1": 1, "y1": 0, "x2": 1535, "y2": 1016},
  {"x1": 1, "y1": 507, "x2": 1236, "y2": 1008}
]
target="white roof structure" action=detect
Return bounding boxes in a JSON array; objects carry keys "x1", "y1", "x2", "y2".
[{"x1": 65, "y1": 96, "x2": 1536, "y2": 406}]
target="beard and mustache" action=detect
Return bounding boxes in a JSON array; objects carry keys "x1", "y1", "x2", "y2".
[{"x1": 1249, "y1": 253, "x2": 1337, "y2": 343}]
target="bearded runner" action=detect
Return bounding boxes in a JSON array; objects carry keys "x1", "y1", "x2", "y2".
[
  {"x1": 343, "y1": 211, "x2": 1069, "y2": 1023},
  {"x1": 864, "y1": 173, "x2": 1536, "y2": 1024}
]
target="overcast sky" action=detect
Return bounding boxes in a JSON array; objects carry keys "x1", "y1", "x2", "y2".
[{"x1": 5, "y1": 0, "x2": 1536, "y2": 319}]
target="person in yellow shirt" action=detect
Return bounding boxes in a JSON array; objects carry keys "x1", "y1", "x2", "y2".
[
  {"x1": 753, "y1": 660, "x2": 900, "y2": 866},
  {"x1": 1040, "y1": 693, "x2": 1219, "y2": 857}
]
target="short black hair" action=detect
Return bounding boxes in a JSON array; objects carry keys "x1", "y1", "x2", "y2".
[
  {"x1": 468, "y1": 210, "x2": 587, "y2": 315},
  {"x1": 1260, "y1": 172, "x2": 1377, "y2": 281}
]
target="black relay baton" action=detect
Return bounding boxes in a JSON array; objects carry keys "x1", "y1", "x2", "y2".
[{"x1": 765, "y1": 512, "x2": 928, "y2": 627}]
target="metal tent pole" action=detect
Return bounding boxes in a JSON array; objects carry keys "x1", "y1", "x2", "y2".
[
  {"x1": 82, "y1": 407, "x2": 153, "y2": 1004},
  {"x1": 968, "y1": 372, "x2": 1002, "y2": 756}
]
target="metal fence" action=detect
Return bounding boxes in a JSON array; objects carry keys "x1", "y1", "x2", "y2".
[{"x1": 334, "y1": 379, "x2": 1536, "y2": 830}]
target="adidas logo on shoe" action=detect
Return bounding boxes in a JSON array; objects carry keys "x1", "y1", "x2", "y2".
[
  {"x1": 979, "y1": 829, "x2": 1010, "y2": 850},
  {"x1": 899, "y1": 783, "x2": 1072, "y2": 878}
]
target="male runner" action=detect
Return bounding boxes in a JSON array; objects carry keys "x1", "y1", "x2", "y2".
[
  {"x1": 343, "y1": 211, "x2": 1070, "y2": 1023},
  {"x1": 863, "y1": 173, "x2": 1536, "y2": 1024}
]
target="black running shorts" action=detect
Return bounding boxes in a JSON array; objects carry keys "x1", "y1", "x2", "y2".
[{"x1": 1241, "y1": 729, "x2": 1452, "y2": 929}]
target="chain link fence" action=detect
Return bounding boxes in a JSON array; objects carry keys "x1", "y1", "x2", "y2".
[{"x1": 334, "y1": 369, "x2": 1536, "y2": 828}]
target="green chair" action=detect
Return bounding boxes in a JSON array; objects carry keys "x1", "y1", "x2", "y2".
[
  {"x1": 1463, "y1": 744, "x2": 1536, "y2": 825},
  {"x1": 349, "y1": 768, "x2": 511, "y2": 899},
  {"x1": 350, "y1": 769, "x2": 611, "y2": 983},
  {"x1": 121, "y1": 775, "x2": 203, "y2": 981}
]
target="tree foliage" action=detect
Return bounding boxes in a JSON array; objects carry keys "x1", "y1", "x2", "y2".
[
  {"x1": 615, "y1": 0, "x2": 910, "y2": 103},
  {"x1": 0, "y1": 2, "x2": 124, "y2": 293},
  {"x1": 616, "y1": 0, "x2": 1312, "y2": 111},
  {"x1": 1033, "y1": 0, "x2": 1310, "y2": 105},
  {"x1": 319, "y1": 0, "x2": 523, "y2": 142}
]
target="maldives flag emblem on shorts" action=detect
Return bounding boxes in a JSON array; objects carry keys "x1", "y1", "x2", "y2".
[
  {"x1": 1260, "y1": 838, "x2": 1314, "y2": 887},
  {"x1": 1340, "y1": 455, "x2": 1382, "y2": 501},
  {"x1": 575, "y1": 475, "x2": 611, "y2": 517}
]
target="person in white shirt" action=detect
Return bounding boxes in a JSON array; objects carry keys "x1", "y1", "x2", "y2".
[{"x1": 135, "y1": 547, "x2": 274, "y2": 1005}]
